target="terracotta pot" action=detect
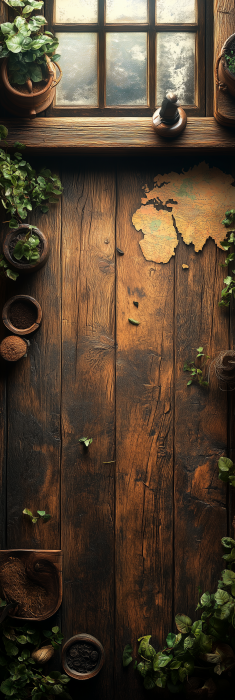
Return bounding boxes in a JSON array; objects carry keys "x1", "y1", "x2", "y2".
[
  {"x1": 0, "y1": 57, "x2": 62, "y2": 118},
  {"x1": 3, "y1": 225, "x2": 49, "y2": 274},
  {"x1": 216, "y1": 33, "x2": 235, "y2": 98},
  {"x1": 62, "y1": 634, "x2": 105, "y2": 680},
  {"x1": 2, "y1": 294, "x2": 42, "y2": 336}
]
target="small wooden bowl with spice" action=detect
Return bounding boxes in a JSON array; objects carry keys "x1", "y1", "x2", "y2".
[
  {"x1": 2, "y1": 295, "x2": 42, "y2": 336},
  {"x1": 0, "y1": 550, "x2": 62, "y2": 621},
  {"x1": 62, "y1": 634, "x2": 105, "y2": 681},
  {"x1": 3, "y1": 225, "x2": 49, "y2": 274}
]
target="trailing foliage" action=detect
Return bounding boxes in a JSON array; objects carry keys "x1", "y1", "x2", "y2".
[
  {"x1": 0, "y1": 0, "x2": 60, "y2": 86},
  {"x1": 0, "y1": 253, "x2": 19, "y2": 280},
  {"x1": 123, "y1": 537, "x2": 235, "y2": 694},
  {"x1": 0, "y1": 618, "x2": 71, "y2": 699},
  {"x1": 218, "y1": 456, "x2": 235, "y2": 488},
  {"x1": 0, "y1": 124, "x2": 63, "y2": 229},
  {"x1": 183, "y1": 346, "x2": 210, "y2": 387},
  {"x1": 219, "y1": 210, "x2": 235, "y2": 307},
  {"x1": 79, "y1": 437, "x2": 93, "y2": 447}
]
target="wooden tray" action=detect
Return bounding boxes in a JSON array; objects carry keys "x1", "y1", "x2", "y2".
[{"x1": 0, "y1": 549, "x2": 62, "y2": 621}]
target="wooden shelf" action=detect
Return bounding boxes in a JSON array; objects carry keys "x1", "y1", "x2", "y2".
[
  {"x1": 2, "y1": 117, "x2": 235, "y2": 154},
  {"x1": 214, "y1": 0, "x2": 235, "y2": 127}
]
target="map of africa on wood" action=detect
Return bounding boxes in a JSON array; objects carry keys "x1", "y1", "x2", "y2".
[{"x1": 132, "y1": 162, "x2": 235, "y2": 264}]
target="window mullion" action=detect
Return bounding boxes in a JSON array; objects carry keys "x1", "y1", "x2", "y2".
[
  {"x1": 149, "y1": 0, "x2": 155, "y2": 109},
  {"x1": 98, "y1": 0, "x2": 105, "y2": 108}
]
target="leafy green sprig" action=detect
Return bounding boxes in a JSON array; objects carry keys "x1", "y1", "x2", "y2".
[
  {"x1": 0, "y1": 253, "x2": 19, "y2": 280},
  {"x1": 123, "y1": 537, "x2": 235, "y2": 694},
  {"x1": 219, "y1": 210, "x2": 235, "y2": 307},
  {"x1": 79, "y1": 437, "x2": 93, "y2": 448},
  {"x1": 0, "y1": 124, "x2": 63, "y2": 229},
  {"x1": 0, "y1": 0, "x2": 60, "y2": 86},
  {"x1": 0, "y1": 620, "x2": 71, "y2": 700},
  {"x1": 218, "y1": 456, "x2": 235, "y2": 488},
  {"x1": 23, "y1": 508, "x2": 51, "y2": 524},
  {"x1": 225, "y1": 51, "x2": 235, "y2": 76},
  {"x1": 13, "y1": 227, "x2": 40, "y2": 263},
  {"x1": 183, "y1": 346, "x2": 210, "y2": 387}
]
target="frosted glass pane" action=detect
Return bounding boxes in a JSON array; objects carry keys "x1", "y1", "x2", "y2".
[
  {"x1": 106, "y1": 0, "x2": 147, "y2": 23},
  {"x1": 106, "y1": 33, "x2": 147, "y2": 105},
  {"x1": 56, "y1": 0, "x2": 98, "y2": 23},
  {"x1": 156, "y1": 33, "x2": 195, "y2": 105},
  {"x1": 56, "y1": 34, "x2": 97, "y2": 105},
  {"x1": 156, "y1": 0, "x2": 196, "y2": 23}
]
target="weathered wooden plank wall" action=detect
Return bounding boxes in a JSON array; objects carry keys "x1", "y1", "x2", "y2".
[{"x1": 0, "y1": 156, "x2": 234, "y2": 700}]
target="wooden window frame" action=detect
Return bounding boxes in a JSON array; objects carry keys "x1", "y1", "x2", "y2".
[{"x1": 45, "y1": 0, "x2": 211, "y2": 118}]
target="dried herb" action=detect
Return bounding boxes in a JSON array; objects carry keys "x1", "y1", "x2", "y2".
[
  {"x1": 0, "y1": 619, "x2": 71, "y2": 700},
  {"x1": 128, "y1": 318, "x2": 140, "y2": 326},
  {"x1": 183, "y1": 346, "x2": 210, "y2": 387},
  {"x1": 116, "y1": 248, "x2": 124, "y2": 255},
  {"x1": 23, "y1": 508, "x2": 51, "y2": 524},
  {"x1": 79, "y1": 437, "x2": 93, "y2": 447},
  {"x1": 124, "y1": 536, "x2": 235, "y2": 694},
  {"x1": 133, "y1": 301, "x2": 139, "y2": 308}
]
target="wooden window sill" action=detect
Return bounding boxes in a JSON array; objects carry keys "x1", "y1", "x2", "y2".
[{"x1": 3, "y1": 117, "x2": 235, "y2": 154}]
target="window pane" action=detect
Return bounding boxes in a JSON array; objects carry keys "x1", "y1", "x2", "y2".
[
  {"x1": 56, "y1": 34, "x2": 98, "y2": 105},
  {"x1": 106, "y1": 0, "x2": 147, "y2": 23},
  {"x1": 156, "y1": 33, "x2": 195, "y2": 105},
  {"x1": 156, "y1": 0, "x2": 196, "y2": 23},
  {"x1": 106, "y1": 33, "x2": 147, "y2": 105},
  {"x1": 56, "y1": 0, "x2": 98, "y2": 23}
]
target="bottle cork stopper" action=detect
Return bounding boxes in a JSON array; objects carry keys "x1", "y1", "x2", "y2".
[{"x1": 0, "y1": 335, "x2": 27, "y2": 362}]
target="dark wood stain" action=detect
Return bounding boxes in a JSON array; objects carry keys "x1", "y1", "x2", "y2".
[{"x1": 0, "y1": 155, "x2": 234, "y2": 700}]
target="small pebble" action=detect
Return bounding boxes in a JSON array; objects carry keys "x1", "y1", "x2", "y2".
[
  {"x1": 116, "y1": 248, "x2": 124, "y2": 255},
  {"x1": 133, "y1": 301, "x2": 139, "y2": 308}
]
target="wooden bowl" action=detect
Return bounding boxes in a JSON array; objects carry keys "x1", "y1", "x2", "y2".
[
  {"x1": 2, "y1": 295, "x2": 42, "y2": 336},
  {"x1": 3, "y1": 225, "x2": 49, "y2": 274},
  {"x1": 0, "y1": 550, "x2": 62, "y2": 621},
  {"x1": 62, "y1": 634, "x2": 105, "y2": 680}
]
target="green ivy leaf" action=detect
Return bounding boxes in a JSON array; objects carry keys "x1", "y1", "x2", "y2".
[
  {"x1": 166, "y1": 632, "x2": 176, "y2": 648},
  {"x1": 175, "y1": 614, "x2": 192, "y2": 634},
  {"x1": 123, "y1": 644, "x2": 133, "y2": 667}
]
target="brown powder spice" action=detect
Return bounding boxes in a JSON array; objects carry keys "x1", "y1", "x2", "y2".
[
  {"x1": 0, "y1": 558, "x2": 54, "y2": 618},
  {"x1": 0, "y1": 336, "x2": 27, "y2": 361}
]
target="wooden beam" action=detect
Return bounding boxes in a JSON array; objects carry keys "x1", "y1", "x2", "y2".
[{"x1": 1, "y1": 118, "x2": 235, "y2": 154}]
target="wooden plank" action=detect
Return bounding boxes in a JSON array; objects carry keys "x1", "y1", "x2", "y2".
[
  {"x1": 174, "y1": 230, "x2": 228, "y2": 620},
  {"x1": 1, "y1": 118, "x2": 235, "y2": 154},
  {"x1": 60, "y1": 160, "x2": 116, "y2": 700},
  {"x1": 6, "y1": 160, "x2": 61, "y2": 550},
  {"x1": 115, "y1": 161, "x2": 174, "y2": 698},
  {"x1": 214, "y1": 0, "x2": 235, "y2": 126},
  {"x1": 0, "y1": 213, "x2": 8, "y2": 549}
]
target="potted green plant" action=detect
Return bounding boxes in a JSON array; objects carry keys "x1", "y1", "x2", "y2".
[
  {"x1": 0, "y1": 124, "x2": 62, "y2": 277},
  {"x1": 0, "y1": 0, "x2": 61, "y2": 117},
  {"x1": 216, "y1": 33, "x2": 235, "y2": 98}
]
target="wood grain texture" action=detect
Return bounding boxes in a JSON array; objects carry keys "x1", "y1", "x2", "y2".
[
  {"x1": 60, "y1": 161, "x2": 116, "y2": 700},
  {"x1": 214, "y1": 0, "x2": 235, "y2": 126},
  {"x1": 6, "y1": 160, "x2": 61, "y2": 550},
  {"x1": 0, "y1": 118, "x2": 235, "y2": 154},
  {"x1": 115, "y1": 161, "x2": 174, "y2": 698},
  {"x1": 174, "y1": 227, "x2": 229, "y2": 621},
  {"x1": 0, "y1": 212, "x2": 8, "y2": 550}
]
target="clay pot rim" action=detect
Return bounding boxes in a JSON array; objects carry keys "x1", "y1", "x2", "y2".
[
  {"x1": 222, "y1": 33, "x2": 235, "y2": 80},
  {"x1": 1, "y1": 56, "x2": 53, "y2": 98},
  {"x1": 3, "y1": 225, "x2": 49, "y2": 273},
  {"x1": 61, "y1": 634, "x2": 105, "y2": 681},
  {"x1": 2, "y1": 294, "x2": 42, "y2": 336},
  {"x1": 0, "y1": 549, "x2": 62, "y2": 621}
]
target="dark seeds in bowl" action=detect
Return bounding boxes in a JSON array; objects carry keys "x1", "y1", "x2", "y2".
[{"x1": 66, "y1": 642, "x2": 100, "y2": 673}]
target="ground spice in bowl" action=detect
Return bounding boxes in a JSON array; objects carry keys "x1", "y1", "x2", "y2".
[
  {"x1": 9, "y1": 300, "x2": 37, "y2": 329},
  {"x1": 66, "y1": 641, "x2": 100, "y2": 674},
  {"x1": 0, "y1": 336, "x2": 27, "y2": 361},
  {"x1": 0, "y1": 557, "x2": 54, "y2": 618}
]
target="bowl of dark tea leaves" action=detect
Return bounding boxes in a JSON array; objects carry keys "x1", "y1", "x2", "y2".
[{"x1": 62, "y1": 633, "x2": 105, "y2": 680}]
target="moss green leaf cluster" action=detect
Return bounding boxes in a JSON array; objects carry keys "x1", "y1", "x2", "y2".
[
  {"x1": 124, "y1": 537, "x2": 235, "y2": 694},
  {"x1": 183, "y1": 346, "x2": 210, "y2": 388},
  {"x1": 219, "y1": 211, "x2": 235, "y2": 307}
]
